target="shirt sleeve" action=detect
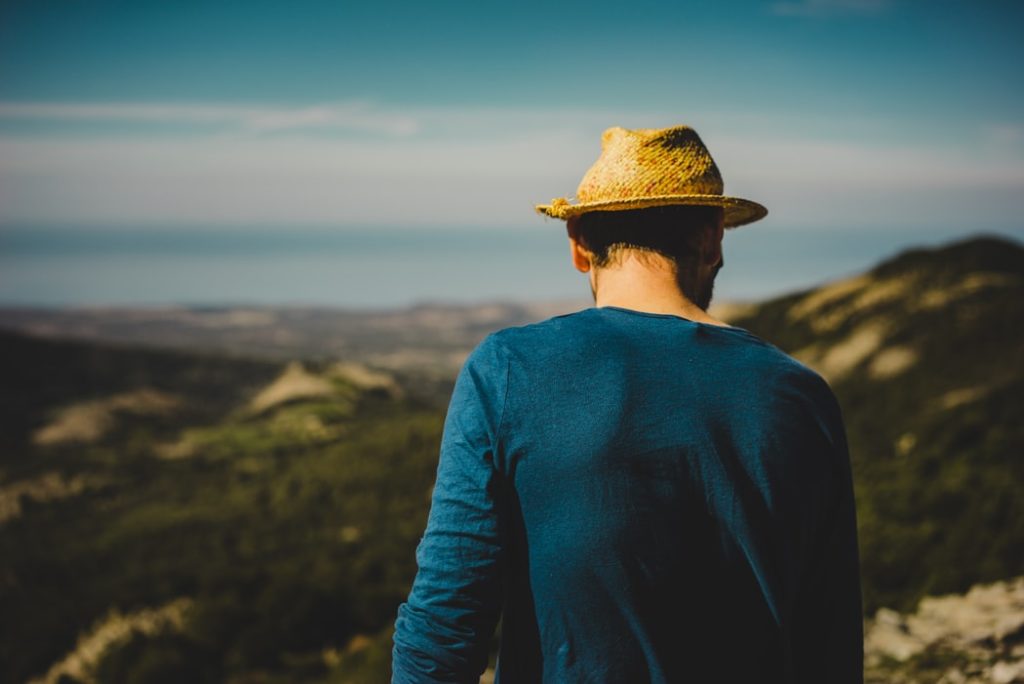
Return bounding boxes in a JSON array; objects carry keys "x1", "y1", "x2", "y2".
[
  {"x1": 792, "y1": 381, "x2": 865, "y2": 683},
  {"x1": 392, "y1": 333, "x2": 510, "y2": 684}
]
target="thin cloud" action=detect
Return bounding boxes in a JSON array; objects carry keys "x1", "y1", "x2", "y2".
[
  {"x1": 770, "y1": 0, "x2": 889, "y2": 17},
  {"x1": 2, "y1": 119, "x2": 1022, "y2": 228},
  {"x1": 0, "y1": 101, "x2": 419, "y2": 136},
  {"x1": 983, "y1": 123, "x2": 1024, "y2": 146},
  {"x1": 1, "y1": 102, "x2": 1021, "y2": 228}
]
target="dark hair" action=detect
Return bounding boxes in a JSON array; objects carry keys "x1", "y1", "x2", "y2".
[{"x1": 567, "y1": 204, "x2": 723, "y2": 270}]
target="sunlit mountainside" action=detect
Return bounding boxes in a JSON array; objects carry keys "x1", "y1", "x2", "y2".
[
  {"x1": 725, "y1": 235, "x2": 1024, "y2": 614},
  {"x1": 0, "y1": 233, "x2": 1021, "y2": 683},
  {"x1": 724, "y1": 234, "x2": 1024, "y2": 683}
]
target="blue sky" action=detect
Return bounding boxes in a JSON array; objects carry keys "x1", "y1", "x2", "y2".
[
  {"x1": 1, "y1": 0, "x2": 1022, "y2": 228},
  {"x1": 0, "y1": 0, "x2": 1022, "y2": 305}
]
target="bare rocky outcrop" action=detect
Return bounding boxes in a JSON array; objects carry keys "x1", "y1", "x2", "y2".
[
  {"x1": 246, "y1": 360, "x2": 338, "y2": 414},
  {"x1": 865, "y1": 577, "x2": 1024, "y2": 683},
  {"x1": 32, "y1": 389, "x2": 180, "y2": 446}
]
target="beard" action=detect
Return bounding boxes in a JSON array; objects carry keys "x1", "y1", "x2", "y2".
[
  {"x1": 688, "y1": 254, "x2": 720, "y2": 311},
  {"x1": 694, "y1": 280, "x2": 714, "y2": 311},
  {"x1": 693, "y1": 256, "x2": 723, "y2": 311}
]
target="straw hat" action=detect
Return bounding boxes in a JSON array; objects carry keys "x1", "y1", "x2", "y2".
[{"x1": 535, "y1": 125, "x2": 767, "y2": 228}]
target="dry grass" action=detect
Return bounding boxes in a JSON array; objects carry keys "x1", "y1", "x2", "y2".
[
  {"x1": 787, "y1": 274, "x2": 871, "y2": 329},
  {"x1": 708, "y1": 299, "x2": 759, "y2": 324},
  {"x1": 32, "y1": 389, "x2": 180, "y2": 447},
  {"x1": 328, "y1": 361, "x2": 403, "y2": 398},
  {"x1": 919, "y1": 273, "x2": 1020, "y2": 310},
  {"x1": 28, "y1": 598, "x2": 193, "y2": 684},
  {"x1": 792, "y1": 275, "x2": 919, "y2": 334},
  {"x1": 247, "y1": 361, "x2": 335, "y2": 414},
  {"x1": 794, "y1": 323, "x2": 888, "y2": 382},
  {"x1": 936, "y1": 385, "x2": 991, "y2": 411},
  {"x1": 869, "y1": 346, "x2": 918, "y2": 379},
  {"x1": 0, "y1": 472, "x2": 90, "y2": 523}
]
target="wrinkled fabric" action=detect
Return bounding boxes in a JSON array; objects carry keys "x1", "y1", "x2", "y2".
[{"x1": 392, "y1": 306, "x2": 863, "y2": 683}]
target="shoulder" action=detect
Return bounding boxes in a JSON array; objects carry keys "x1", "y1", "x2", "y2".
[
  {"x1": 467, "y1": 309, "x2": 591, "y2": 366},
  {"x1": 729, "y1": 326, "x2": 835, "y2": 393},
  {"x1": 495, "y1": 309, "x2": 590, "y2": 340},
  {"x1": 718, "y1": 326, "x2": 846, "y2": 432}
]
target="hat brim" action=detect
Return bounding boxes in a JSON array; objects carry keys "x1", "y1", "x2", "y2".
[{"x1": 535, "y1": 194, "x2": 768, "y2": 228}]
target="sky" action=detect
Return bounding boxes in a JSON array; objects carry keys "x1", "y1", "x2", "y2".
[{"x1": 0, "y1": 0, "x2": 1022, "y2": 307}]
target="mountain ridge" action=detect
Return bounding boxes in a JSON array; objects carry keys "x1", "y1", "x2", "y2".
[{"x1": 724, "y1": 233, "x2": 1024, "y2": 614}]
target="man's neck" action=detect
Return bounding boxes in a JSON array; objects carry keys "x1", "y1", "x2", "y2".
[{"x1": 591, "y1": 254, "x2": 730, "y2": 327}]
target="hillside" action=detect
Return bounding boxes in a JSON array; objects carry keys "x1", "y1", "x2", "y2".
[
  {"x1": 0, "y1": 332, "x2": 444, "y2": 683},
  {"x1": 724, "y1": 234, "x2": 1024, "y2": 614},
  {"x1": 1, "y1": 233, "x2": 1021, "y2": 683}
]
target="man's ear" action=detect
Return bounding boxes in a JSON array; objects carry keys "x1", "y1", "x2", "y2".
[{"x1": 569, "y1": 235, "x2": 593, "y2": 273}]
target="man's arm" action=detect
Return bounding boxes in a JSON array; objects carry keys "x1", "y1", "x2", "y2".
[
  {"x1": 793, "y1": 379, "x2": 864, "y2": 683},
  {"x1": 392, "y1": 334, "x2": 509, "y2": 683}
]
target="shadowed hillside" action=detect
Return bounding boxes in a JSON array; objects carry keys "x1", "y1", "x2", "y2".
[
  {"x1": 0, "y1": 332, "x2": 444, "y2": 683},
  {"x1": 724, "y1": 234, "x2": 1024, "y2": 615}
]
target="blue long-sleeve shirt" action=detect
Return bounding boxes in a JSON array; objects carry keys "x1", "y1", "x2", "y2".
[{"x1": 392, "y1": 305, "x2": 863, "y2": 683}]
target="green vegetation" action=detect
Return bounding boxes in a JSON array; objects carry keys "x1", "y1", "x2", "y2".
[
  {"x1": 0, "y1": 334, "x2": 444, "y2": 683},
  {"x1": 1, "y1": 234, "x2": 1021, "y2": 682}
]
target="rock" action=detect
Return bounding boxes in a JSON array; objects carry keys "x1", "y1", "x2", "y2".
[{"x1": 865, "y1": 577, "x2": 1024, "y2": 683}]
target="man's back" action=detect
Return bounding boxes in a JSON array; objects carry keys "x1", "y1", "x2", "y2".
[{"x1": 393, "y1": 305, "x2": 863, "y2": 683}]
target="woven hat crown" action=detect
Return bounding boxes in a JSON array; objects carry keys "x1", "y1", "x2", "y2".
[
  {"x1": 535, "y1": 124, "x2": 767, "y2": 228},
  {"x1": 576, "y1": 126, "x2": 723, "y2": 202}
]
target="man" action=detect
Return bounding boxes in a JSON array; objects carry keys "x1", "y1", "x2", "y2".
[{"x1": 392, "y1": 125, "x2": 863, "y2": 683}]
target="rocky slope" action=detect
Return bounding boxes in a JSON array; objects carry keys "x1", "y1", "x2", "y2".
[{"x1": 864, "y1": 576, "x2": 1024, "y2": 683}]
